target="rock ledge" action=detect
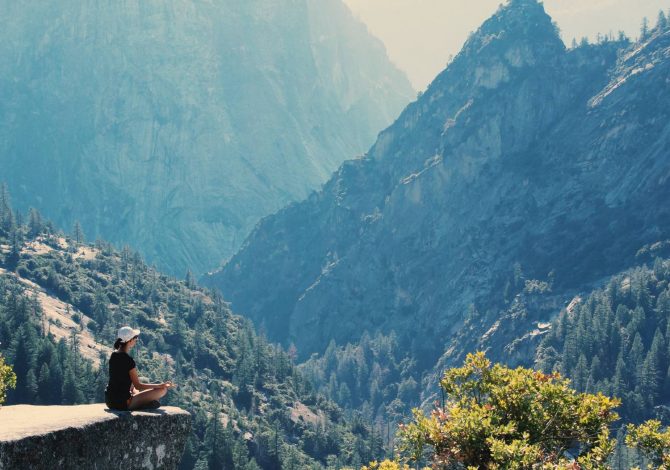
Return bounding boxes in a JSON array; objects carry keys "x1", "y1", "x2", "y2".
[{"x1": 0, "y1": 404, "x2": 191, "y2": 469}]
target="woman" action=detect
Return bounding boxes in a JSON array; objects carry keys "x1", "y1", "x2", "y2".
[{"x1": 104, "y1": 326, "x2": 174, "y2": 410}]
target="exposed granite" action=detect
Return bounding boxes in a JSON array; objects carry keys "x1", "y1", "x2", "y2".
[
  {"x1": 0, "y1": 0, "x2": 413, "y2": 276},
  {"x1": 0, "y1": 404, "x2": 191, "y2": 470},
  {"x1": 207, "y1": 0, "x2": 670, "y2": 376}
]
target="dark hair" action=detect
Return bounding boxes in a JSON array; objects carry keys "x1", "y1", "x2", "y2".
[{"x1": 113, "y1": 335, "x2": 138, "y2": 351}]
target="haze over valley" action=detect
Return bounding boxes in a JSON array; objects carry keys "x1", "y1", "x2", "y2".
[{"x1": 2, "y1": 1, "x2": 670, "y2": 468}]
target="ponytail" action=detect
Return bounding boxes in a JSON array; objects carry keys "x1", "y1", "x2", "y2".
[{"x1": 113, "y1": 338, "x2": 123, "y2": 350}]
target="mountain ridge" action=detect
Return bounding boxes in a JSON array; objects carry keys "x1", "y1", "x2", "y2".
[
  {"x1": 0, "y1": 0, "x2": 413, "y2": 276},
  {"x1": 206, "y1": 1, "x2": 670, "y2": 374}
]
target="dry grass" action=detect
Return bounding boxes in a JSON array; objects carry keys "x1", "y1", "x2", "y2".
[
  {"x1": 74, "y1": 246, "x2": 97, "y2": 260},
  {"x1": 289, "y1": 402, "x2": 324, "y2": 426},
  {"x1": 39, "y1": 292, "x2": 111, "y2": 366},
  {"x1": 0, "y1": 267, "x2": 110, "y2": 367},
  {"x1": 21, "y1": 240, "x2": 54, "y2": 256}
]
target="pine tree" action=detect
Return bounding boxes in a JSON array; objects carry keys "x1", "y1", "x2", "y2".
[
  {"x1": 641, "y1": 17, "x2": 650, "y2": 40},
  {"x1": 639, "y1": 353, "x2": 660, "y2": 405},
  {"x1": 612, "y1": 353, "x2": 627, "y2": 398},
  {"x1": 9, "y1": 326, "x2": 35, "y2": 402},
  {"x1": 25, "y1": 368, "x2": 38, "y2": 402},
  {"x1": 630, "y1": 333, "x2": 645, "y2": 372},
  {"x1": 0, "y1": 183, "x2": 13, "y2": 233},
  {"x1": 658, "y1": 10, "x2": 668, "y2": 31},
  {"x1": 37, "y1": 362, "x2": 51, "y2": 404},
  {"x1": 72, "y1": 221, "x2": 84, "y2": 245},
  {"x1": 572, "y1": 354, "x2": 589, "y2": 391},
  {"x1": 193, "y1": 457, "x2": 209, "y2": 470},
  {"x1": 587, "y1": 355, "x2": 601, "y2": 393},
  {"x1": 28, "y1": 208, "x2": 43, "y2": 239},
  {"x1": 281, "y1": 445, "x2": 302, "y2": 470},
  {"x1": 48, "y1": 353, "x2": 63, "y2": 404},
  {"x1": 92, "y1": 289, "x2": 110, "y2": 329},
  {"x1": 204, "y1": 405, "x2": 226, "y2": 469},
  {"x1": 6, "y1": 226, "x2": 22, "y2": 269},
  {"x1": 61, "y1": 362, "x2": 83, "y2": 404},
  {"x1": 650, "y1": 329, "x2": 667, "y2": 374},
  {"x1": 185, "y1": 269, "x2": 196, "y2": 289},
  {"x1": 179, "y1": 436, "x2": 198, "y2": 470}
]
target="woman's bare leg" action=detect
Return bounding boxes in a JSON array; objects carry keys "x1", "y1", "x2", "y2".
[{"x1": 128, "y1": 387, "x2": 167, "y2": 410}]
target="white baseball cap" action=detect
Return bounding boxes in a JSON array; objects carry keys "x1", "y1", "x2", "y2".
[{"x1": 117, "y1": 326, "x2": 140, "y2": 342}]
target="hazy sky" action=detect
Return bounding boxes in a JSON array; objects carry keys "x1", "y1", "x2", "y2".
[{"x1": 342, "y1": 0, "x2": 670, "y2": 90}]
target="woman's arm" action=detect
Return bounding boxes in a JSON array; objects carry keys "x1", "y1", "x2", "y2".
[{"x1": 129, "y1": 368, "x2": 166, "y2": 391}]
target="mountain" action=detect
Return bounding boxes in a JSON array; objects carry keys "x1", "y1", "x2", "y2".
[
  {"x1": 0, "y1": 197, "x2": 388, "y2": 469},
  {"x1": 206, "y1": 0, "x2": 670, "y2": 373},
  {"x1": 0, "y1": 0, "x2": 413, "y2": 276},
  {"x1": 535, "y1": 251, "x2": 670, "y2": 423},
  {"x1": 298, "y1": 332, "x2": 421, "y2": 421}
]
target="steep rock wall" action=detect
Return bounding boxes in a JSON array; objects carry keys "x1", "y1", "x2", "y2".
[
  {"x1": 0, "y1": 0, "x2": 413, "y2": 275},
  {"x1": 207, "y1": 1, "x2": 670, "y2": 372}
]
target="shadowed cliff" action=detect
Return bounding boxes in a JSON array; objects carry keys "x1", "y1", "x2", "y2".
[
  {"x1": 206, "y1": 0, "x2": 670, "y2": 373},
  {"x1": 0, "y1": 0, "x2": 413, "y2": 275}
]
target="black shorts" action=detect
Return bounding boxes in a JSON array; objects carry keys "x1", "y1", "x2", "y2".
[{"x1": 105, "y1": 390, "x2": 131, "y2": 410}]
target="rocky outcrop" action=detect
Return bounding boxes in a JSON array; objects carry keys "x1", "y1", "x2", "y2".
[
  {"x1": 0, "y1": 404, "x2": 191, "y2": 469},
  {"x1": 207, "y1": 0, "x2": 670, "y2": 373},
  {"x1": 0, "y1": 0, "x2": 413, "y2": 275}
]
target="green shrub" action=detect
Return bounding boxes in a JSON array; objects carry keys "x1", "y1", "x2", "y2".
[
  {"x1": 0, "y1": 352, "x2": 17, "y2": 405},
  {"x1": 398, "y1": 352, "x2": 620, "y2": 469}
]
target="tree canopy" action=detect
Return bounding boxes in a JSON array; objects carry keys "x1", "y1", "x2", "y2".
[
  {"x1": 0, "y1": 350, "x2": 16, "y2": 405},
  {"x1": 397, "y1": 352, "x2": 620, "y2": 469},
  {"x1": 626, "y1": 420, "x2": 670, "y2": 469}
]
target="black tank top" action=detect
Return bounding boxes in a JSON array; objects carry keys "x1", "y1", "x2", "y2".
[{"x1": 105, "y1": 351, "x2": 136, "y2": 402}]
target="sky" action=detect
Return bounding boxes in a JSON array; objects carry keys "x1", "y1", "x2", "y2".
[{"x1": 342, "y1": 0, "x2": 670, "y2": 90}]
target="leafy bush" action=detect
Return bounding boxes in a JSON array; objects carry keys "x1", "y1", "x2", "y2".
[
  {"x1": 0, "y1": 351, "x2": 17, "y2": 405},
  {"x1": 626, "y1": 420, "x2": 670, "y2": 469},
  {"x1": 362, "y1": 460, "x2": 429, "y2": 470},
  {"x1": 398, "y1": 352, "x2": 620, "y2": 469}
]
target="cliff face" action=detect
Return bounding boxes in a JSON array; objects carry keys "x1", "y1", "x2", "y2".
[
  {"x1": 0, "y1": 404, "x2": 191, "y2": 469},
  {"x1": 207, "y1": 0, "x2": 670, "y2": 368},
  {"x1": 0, "y1": 0, "x2": 412, "y2": 275}
]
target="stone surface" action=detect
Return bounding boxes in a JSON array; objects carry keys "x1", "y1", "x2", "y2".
[{"x1": 0, "y1": 404, "x2": 191, "y2": 470}]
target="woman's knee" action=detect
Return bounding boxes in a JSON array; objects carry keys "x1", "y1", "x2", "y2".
[{"x1": 158, "y1": 387, "x2": 167, "y2": 398}]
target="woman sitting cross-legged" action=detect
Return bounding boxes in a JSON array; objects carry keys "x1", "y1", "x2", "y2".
[{"x1": 104, "y1": 326, "x2": 175, "y2": 411}]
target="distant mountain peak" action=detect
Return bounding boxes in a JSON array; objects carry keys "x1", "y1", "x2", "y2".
[
  {"x1": 461, "y1": 0, "x2": 563, "y2": 58},
  {"x1": 508, "y1": 0, "x2": 542, "y2": 7},
  {"x1": 504, "y1": 0, "x2": 549, "y2": 18},
  {"x1": 0, "y1": 0, "x2": 413, "y2": 276},
  {"x1": 423, "y1": 0, "x2": 563, "y2": 96},
  {"x1": 207, "y1": 0, "x2": 670, "y2": 368}
]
